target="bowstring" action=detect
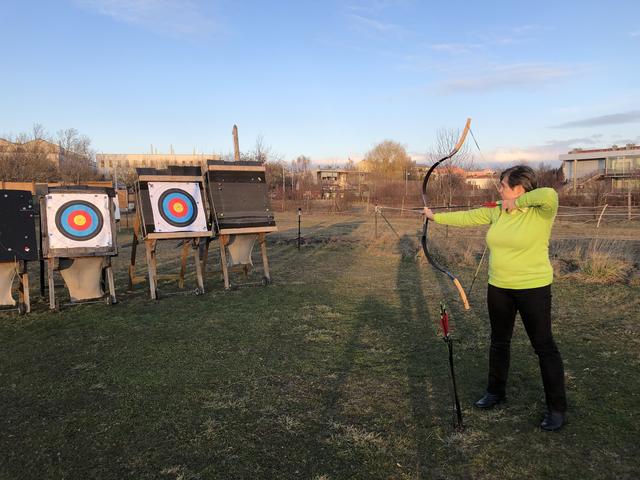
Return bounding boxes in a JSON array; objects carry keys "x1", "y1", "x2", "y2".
[{"x1": 466, "y1": 127, "x2": 500, "y2": 299}]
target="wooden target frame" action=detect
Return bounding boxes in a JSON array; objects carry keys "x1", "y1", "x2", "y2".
[
  {"x1": 40, "y1": 186, "x2": 118, "y2": 310},
  {"x1": 130, "y1": 167, "x2": 212, "y2": 300},
  {"x1": 0, "y1": 190, "x2": 38, "y2": 314},
  {"x1": 204, "y1": 161, "x2": 277, "y2": 290}
]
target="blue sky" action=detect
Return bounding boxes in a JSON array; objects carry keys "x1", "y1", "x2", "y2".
[{"x1": 2, "y1": 0, "x2": 639, "y2": 166}]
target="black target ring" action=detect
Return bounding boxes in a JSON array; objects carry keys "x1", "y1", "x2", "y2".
[
  {"x1": 54, "y1": 200, "x2": 104, "y2": 241},
  {"x1": 158, "y1": 188, "x2": 199, "y2": 228}
]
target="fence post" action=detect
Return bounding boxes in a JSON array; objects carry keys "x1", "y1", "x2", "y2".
[
  {"x1": 629, "y1": 190, "x2": 632, "y2": 221},
  {"x1": 297, "y1": 208, "x2": 302, "y2": 250},
  {"x1": 374, "y1": 204, "x2": 378, "y2": 238},
  {"x1": 596, "y1": 204, "x2": 608, "y2": 229},
  {"x1": 445, "y1": 202, "x2": 450, "y2": 239}
]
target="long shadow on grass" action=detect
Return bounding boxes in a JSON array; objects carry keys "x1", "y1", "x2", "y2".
[
  {"x1": 395, "y1": 234, "x2": 473, "y2": 479},
  {"x1": 308, "y1": 233, "x2": 474, "y2": 478}
]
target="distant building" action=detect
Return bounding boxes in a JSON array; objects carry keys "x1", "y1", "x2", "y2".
[
  {"x1": 559, "y1": 144, "x2": 640, "y2": 191},
  {"x1": 312, "y1": 169, "x2": 368, "y2": 197},
  {"x1": 96, "y1": 151, "x2": 221, "y2": 174},
  {"x1": 465, "y1": 169, "x2": 498, "y2": 190},
  {"x1": 415, "y1": 164, "x2": 497, "y2": 190},
  {"x1": 0, "y1": 138, "x2": 73, "y2": 167}
]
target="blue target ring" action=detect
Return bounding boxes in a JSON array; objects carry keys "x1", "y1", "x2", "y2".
[
  {"x1": 55, "y1": 200, "x2": 104, "y2": 241},
  {"x1": 158, "y1": 189, "x2": 198, "y2": 227}
]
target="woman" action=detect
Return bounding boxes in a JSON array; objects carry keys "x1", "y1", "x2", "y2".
[{"x1": 423, "y1": 165, "x2": 567, "y2": 431}]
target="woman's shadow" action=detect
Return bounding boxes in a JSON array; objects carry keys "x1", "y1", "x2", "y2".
[{"x1": 395, "y1": 233, "x2": 472, "y2": 477}]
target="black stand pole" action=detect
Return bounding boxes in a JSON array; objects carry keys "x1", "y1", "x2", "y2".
[
  {"x1": 446, "y1": 337, "x2": 464, "y2": 429},
  {"x1": 297, "y1": 207, "x2": 301, "y2": 250},
  {"x1": 39, "y1": 217, "x2": 45, "y2": 297}
]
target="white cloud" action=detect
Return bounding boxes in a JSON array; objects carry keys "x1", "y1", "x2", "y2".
[
  {"x1": 345, "y1": 0, "x2": 413, "y2": 15},
  {"x1": 314, "y1": 155, "x2": 364, "y2": 168},
  {"x1": 485, "y1": 135, "x2": 608, "y2": 165},
  {"x1": 550, "y1": 110, "x2": 640, "y2": 128},
  {"x1": 441, "y1": 63, "x2": 578, "y2": 94},
  {"x1": 429, "y1": 43, "x2": 482, "y2": 55},
  {"x1": 346, "y1": 13, "x2": 408, "y2": 36},
  {"x1": 631, "y1": 31, "x2": 640, "y2": 37},
  {"x1": 74, "y1": 0, "x2": 216, "y2": 38}
]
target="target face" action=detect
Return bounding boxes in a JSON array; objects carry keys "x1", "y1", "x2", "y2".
[
  {"x1": 158, "y1": 189, "x2": 198, "y2": 227},
  {"x1": 45, "y1": 193, "x2": 114, "y2": 251},
  {"x1": 55, "y1": 200, "x2": 104, "y2": 241},
  {"x1": 148, "y1": 182, "x2": 208, "y2": 234}
]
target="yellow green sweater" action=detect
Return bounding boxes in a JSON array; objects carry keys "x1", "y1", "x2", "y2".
[{"x1": 433, "y1": 187, "x2": 558, "y2": 289}]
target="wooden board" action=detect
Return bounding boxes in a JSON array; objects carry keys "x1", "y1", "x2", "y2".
[
  {"x1": 146, "y1": 231, "x2": 212, "y2": 240},
  {"x1": 137, "y1": 175, "x2": 204, "y2": 183},
  {"x1": 218, "y1": 226, "x2": 278, "y2": 235},
  {"x1": 207, "y1": 165, "x2": 266, "y2": 172}
]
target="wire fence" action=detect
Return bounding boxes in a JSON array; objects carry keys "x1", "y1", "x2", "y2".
[{"x1": 368, "y1": 203, "x2": 640, "y2": 225}]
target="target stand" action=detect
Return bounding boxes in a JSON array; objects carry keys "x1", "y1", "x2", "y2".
[
  {"x1": 40, "y1": 186, "x2": 118, "y2": 310},
  {"x1": 204, "y1": 161, "x2": 277, "y2": 290},
  {"x1": 129, "y1": 167, "x2": 212, "y2": 299},
  {"x1": 0, "y1": 190, "x2": 38, "y2": 314}
]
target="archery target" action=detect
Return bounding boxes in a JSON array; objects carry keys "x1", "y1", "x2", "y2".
[
  {"x1": 55, "y1": 200, "x2": 104, "y2": 241},
  {"x1": 148, "y1": 182, "x2": 207, "y2": 233},
  {"x1": 46, "y1": 194, "x2": 113, "y2": 249}
]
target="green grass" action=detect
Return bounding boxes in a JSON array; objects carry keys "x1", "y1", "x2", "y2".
[{"x1": 1, "y1": 212, "x2": 639, "y2": 479}]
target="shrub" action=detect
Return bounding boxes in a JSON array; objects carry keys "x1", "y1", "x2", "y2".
[{"x1": 577, "y1": 251, "x2": 631, "y2": 284}]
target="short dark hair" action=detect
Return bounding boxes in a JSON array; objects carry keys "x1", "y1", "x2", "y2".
[{"x1": 500, "y1": 165, "x2": 537, "y2": 192}]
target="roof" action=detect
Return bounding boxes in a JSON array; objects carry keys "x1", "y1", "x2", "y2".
[
  {"x1": 568, "y1": 144, "x2": 638, "y2": 154},
  {"x1": 559, "y1": 146, "x2": 640, "y2": 161},
  {"x1": 0, "y1": 138, "x2": 61, "y2": 152}
]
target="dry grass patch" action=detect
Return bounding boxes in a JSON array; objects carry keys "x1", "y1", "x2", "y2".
[
  {"x1": 578, "y1": 251, "x2": 631, "y2": 283},
  {"x1": 552, "y1": 238, "x2": 635, "y2": 284}
]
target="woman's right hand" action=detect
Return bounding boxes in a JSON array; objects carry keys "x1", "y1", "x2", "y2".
[{"x1": 423, "y1": 207, "x2": 435, "y2": 221}]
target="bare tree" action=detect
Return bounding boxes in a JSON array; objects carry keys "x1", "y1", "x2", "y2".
[
  {"x1": 428, "y1": 127, "x2": 475, "y2": 207},
  {"x1": 536, "y1": 162, "x2": 565, "y2": 189},
  {"x1": 32, "y1": 123, "x2": 47, "y2": 141},
  {"x1": 344, "y1": 158, "x2": 356, "y2": 171},
  {"x1": 289, "y1": 155, "x2": 314, "y2": 200},
  {"x1": 57, "y1": 128, "x2": 99, "y2": 183},
  {"x1": 0, "y1": 125, "x2": 59, "y2": 181},
  {"x1": 265, "y1": 159, "x2": 288, "y2": 196}
]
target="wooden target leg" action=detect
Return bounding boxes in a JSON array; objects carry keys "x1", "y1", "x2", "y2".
[
  {"x1": 145, "y1": 239, "x2": 158, "y2": 300},
  {"x1": 219, "y1": 235, "x2": 230, "y2": 290},
  {"x1": 193, "y1": 240, "x2": 205, "y2": 294},
  {"x1": 128, "y1": 223, "x2": 139, "y2": 291},
  {"x1": 18, "y1": 261, "x2": 30, "y2": 314},
  {"x1": 201, "y1": 240, "x2": 210, "y2": 277},
  {"x1": 106, "y1": 259, "x2": 117, "y2": 304},
  {"x1": 39, "y1": 258, "x2": 45, "y2": 298},
  {"x1": 179, "y1": 241, "x2": 189, "y2": 289},
  {"x1": 259, "y1": 233, "x2": 271, "y2": 282},
  {"x1": 39, "y1": 226, "x2": 45, "y2": 298},
  {"x1": 47, "y1": 258, "x2": 56, "y2": 310}
]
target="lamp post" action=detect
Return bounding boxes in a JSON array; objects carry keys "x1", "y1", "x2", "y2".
[{"x1": 405, "y1": 170, "x2": 410, "y2": 196}]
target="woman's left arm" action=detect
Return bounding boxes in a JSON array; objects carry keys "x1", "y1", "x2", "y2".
[{"x1": 515, "y1": 187, "x2": 559, "y2": 218}]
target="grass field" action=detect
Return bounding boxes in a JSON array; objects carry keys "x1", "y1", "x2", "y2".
[{"x1": 1, "y1": 211, "x2": 639, "y2": 479}]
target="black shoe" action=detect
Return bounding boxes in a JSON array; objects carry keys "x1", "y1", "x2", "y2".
[
  {"x1": 540, "y1": 411, "x2": 566, "y2": 431},
  {"x1": 474, "y1": 392, "x2": 505, "y2": 409}
]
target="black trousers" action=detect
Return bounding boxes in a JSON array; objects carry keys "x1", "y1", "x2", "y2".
[{"x1": 486, "y1": 284, "x2": 567, "y2": 412}]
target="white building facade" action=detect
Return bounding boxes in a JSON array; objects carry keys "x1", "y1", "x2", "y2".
[{"x1": 560, "y1": 145, "x2": 640, "y2": 191}]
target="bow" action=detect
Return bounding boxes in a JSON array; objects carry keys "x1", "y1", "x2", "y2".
[{"x1": 421, "y1": 118, "x2": 471, "y2": 310}]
